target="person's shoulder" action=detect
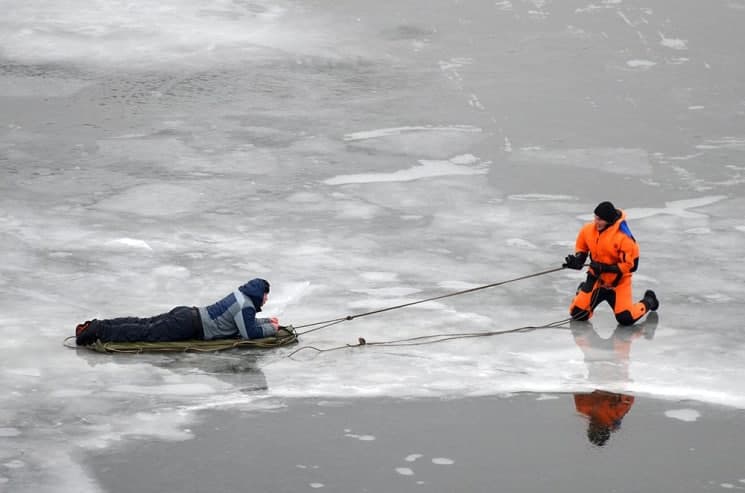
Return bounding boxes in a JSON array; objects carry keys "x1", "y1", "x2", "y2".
[{"x1": 579, "y1": 221, "x2": 595, "y2": 234}]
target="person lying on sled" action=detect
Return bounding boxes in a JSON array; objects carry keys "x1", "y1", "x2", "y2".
[{"x1": 75, "y1": 278, "x2": 285, "y2": 346}]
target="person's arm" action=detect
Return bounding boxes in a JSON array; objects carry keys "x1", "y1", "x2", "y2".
[
  {"x1": 563, "y1": 227, "x2": 590, "y2": 269},
  {"x1": 257, "y1": 317, "x2": 280, "y2": 329},
  {"x1": 616, "y1": 236, "x2": 639, "y2": 274},
  {"x1": 235, "y1": 307, "x2": 277, "y2": 339},
  {"x1": 574, "y1": 226, "x2": 590, "y2": 258}
]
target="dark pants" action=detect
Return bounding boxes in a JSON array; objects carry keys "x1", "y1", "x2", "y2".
[{"x1": 92, "y1": 306, "x2": 203, "y2": 343}]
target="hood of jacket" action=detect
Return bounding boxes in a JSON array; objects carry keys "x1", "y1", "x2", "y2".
[{"x1": 238, "y1": 278, "x2": 270, "y2": 312}]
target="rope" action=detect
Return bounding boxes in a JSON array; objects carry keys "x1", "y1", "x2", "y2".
[
  {"x1": 287, "y1": 316, "x2": 574, "y2": 357},
  {"x1": 294, "y1": 266, "x2": 566, "y2": 335}
]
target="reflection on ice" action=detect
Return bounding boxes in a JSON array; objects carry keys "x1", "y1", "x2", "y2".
[{"x1": 570, "y1": 315, "x2": 658, "y2": 446}]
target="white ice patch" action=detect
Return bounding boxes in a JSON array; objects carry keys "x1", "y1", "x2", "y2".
[
  {"x1": 659, "y1": 33, "x2": 688, "y2": 50},
  {"x1": 344, "y1": 126, "x2": 481, "y2": 142},
  {"x1": 182, "y1": 396, "x2": 284, "y2": 413},
  {"x1": 509, "y1": 194, "x2": 576, "y2": 201},
  {"x1": 664, "y1": 409, "x2": 701, "y2": 422},
  {"x1": 668, "y1": 153, "x2": 704, "y2": 161},
  {"x1": 505, "y1": 238, "x2": 539, "y2": 249},
  {"x1": 287, "y1": 192, "x2": 326, "y2": 204},
  {"x1": 344, "y1": 430, "x2": 376, "y2": 441},
  {"x1": 6, "y1": 368, "x2": 41, "y2": 378},
  {"x1": 469, "y1": 94, "x2": 485, "y2": 110},
  {"x1": 536, "y1": 394, "x2": 560, "y2": 401},
  {"x1": 405, "y1": 454, "x2": 423, "y2": 462},
  {"x1": 667, "y1": 57, "x2": 689, "y2": 65},
  {"x1": 359, "y1": 272, "x2": 399, "y2": 282},
  {"x1": 703, "y1": 293, "x2": 734, "y2": 303},
  {"x1": 152, "y1": 265, "x2": 190, "y2": 278},
  {"x1": 0, "y1": 1, "x2": 327, "y2": 68},
  {"x1": 504, "y1": 137, "x2": 513, "y2": 153},
  {"x1": 695, "y1": 137, "x2": 745, "y2": 149},
  {"x1": 582, "y1": 195, "x2": 728, "y2": 221},
  {"x1": 334, "y1": 202, "x2": 381, "y2": 220},
  {"x1": 432, "y1": 457, "x2": 455, "y2": 465},
  {"x1": 108, "y1": 384, "x2": 217, "y2": 396},
  {"x1": 95, "y1": 184, "x2": 203, "y2": 217},
  {"x1": 351, "y1": 287, "x2": 422, "y2": 297},
  {"x1": 685, "y1": 227, "x2": 711, "y2": 235},
  {"x1": 323, "y1": 156, "x2": 488, "y2": 185},
  {"x1": 105, "y1": 238, "x2": 153, "y2": 251},
  {"x1": 343, "y1": 126, "x2": 482, "y2": 159},
  {"x1": 626, "y1": 59, "x2": 657, "y2": 69},
  {"x1": 450, "y1": 154, "x2": 480, "y2": 165},
  {"x1": 0, "y1": 428, "x2": 21, "y2": 437},
  {"x1": 396, "y1": 467, "x2": 415, "y2": 476},
  {"x1": 438, "y1": 281, "x2": 482, "y2": 291}
]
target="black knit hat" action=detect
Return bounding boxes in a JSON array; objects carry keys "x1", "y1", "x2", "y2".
[{"x1": 594, "y1": 201, "x2": 618, "y2": 223}]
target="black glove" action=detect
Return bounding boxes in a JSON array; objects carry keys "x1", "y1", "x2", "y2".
[{"x1": 563, "y1": 253, "x2": 586, "y2": 270}]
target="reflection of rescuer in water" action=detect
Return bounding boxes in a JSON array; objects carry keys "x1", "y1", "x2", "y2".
[{"x1": 571, "y1": 313, "x2": 658, "y2": 446}]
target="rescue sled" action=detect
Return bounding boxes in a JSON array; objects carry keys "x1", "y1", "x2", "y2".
[{"x1": 69, "y1": 326, "x2": 298, "y2": 354}]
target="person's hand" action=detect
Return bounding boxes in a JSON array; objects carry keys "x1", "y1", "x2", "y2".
[
  {"x1": 590, "y1": 261, "x2": 619, "y2": 274},
  {"x1": 269, "y1": 317, "x2": 279, "y2": 330},
  {"x1": 563, "y1": 254, "x2": 584, "y2": 270}
]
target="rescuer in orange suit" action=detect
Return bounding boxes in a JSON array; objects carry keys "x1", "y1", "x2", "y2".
[{"x1": 563, "y1": 201, "x2": 659, "y2": 326}]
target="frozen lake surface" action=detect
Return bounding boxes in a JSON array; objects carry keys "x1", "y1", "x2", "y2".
[{"x1": 1, "y1": 0, "x2": 744, "y2": 491}]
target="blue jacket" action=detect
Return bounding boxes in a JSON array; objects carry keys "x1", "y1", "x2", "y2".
[{"x1": 198, "y1": 278, "x2": 276, "y2": 340}]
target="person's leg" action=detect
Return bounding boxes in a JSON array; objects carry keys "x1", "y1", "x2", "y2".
[
  {"x1": 93, "y1": 316, "x2": 159, "y2": 343},
  {"x1": 612, "y1": 278, "x2": 649, "y2": 326},
  {"x1": 95, "y1": 306, "x2": 198, "y2": 342},
  {"x1": 570, "y1": 275, "x2": 604, "y2": 321},
  {"x1": 150, "y1": 306, "x2": 200, "y2": 341}
]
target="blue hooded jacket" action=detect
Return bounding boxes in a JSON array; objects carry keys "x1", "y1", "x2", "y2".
[{"x1": 198, "y1": 278, "x2": 275, "y2": 340}]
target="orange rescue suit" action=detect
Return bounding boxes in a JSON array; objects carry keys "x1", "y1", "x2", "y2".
[{"x1": 569, "y1": 209, "x2": 649, "y2": 325}]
